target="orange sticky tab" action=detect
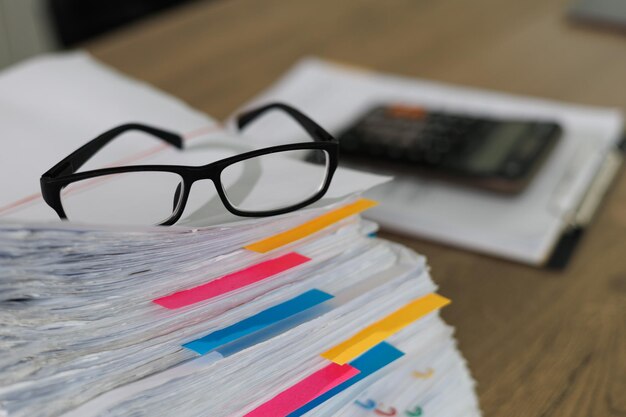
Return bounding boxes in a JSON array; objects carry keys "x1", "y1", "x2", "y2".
[
  {"x1": 245, "y1": 198, "x2": 378, "y2": 253},
  {"x1": 321, "y1": 293, "x2": 451, "y2": 365}
]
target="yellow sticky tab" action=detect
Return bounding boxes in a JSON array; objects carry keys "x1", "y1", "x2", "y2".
[
  {"x1": 321, "y1": 293, "x2": 451, "y2": 365},
  {"x1": 244, "y1": 198, "x2": 378, "y2": 253}
]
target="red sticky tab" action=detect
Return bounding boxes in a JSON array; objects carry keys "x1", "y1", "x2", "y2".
[
  {"x1": 153, "y1": 252, "x2": 311, "y2": 309},
  {"x1": 243, "y1": 363, "x2": 359, "y2": 417}
]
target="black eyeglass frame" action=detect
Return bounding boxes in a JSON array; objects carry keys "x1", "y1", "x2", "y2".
[{"x1": 40, "y1": 103, "x2": 339, "y2": 225}]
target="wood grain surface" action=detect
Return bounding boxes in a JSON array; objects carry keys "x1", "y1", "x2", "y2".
[{"x1": 87, "y1": 1, "x2": 626, "y2": 415}]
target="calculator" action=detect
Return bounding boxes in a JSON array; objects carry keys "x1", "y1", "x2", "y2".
[{"x1": 337, "y1": 104, "x2": 562, "y2": 194}]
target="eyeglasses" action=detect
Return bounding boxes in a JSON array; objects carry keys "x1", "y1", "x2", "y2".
[{"x1": 40, "y1": 103, "x2": 339, "y2": 226}]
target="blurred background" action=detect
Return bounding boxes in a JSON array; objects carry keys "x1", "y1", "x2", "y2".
[
  {"x1": 3, "y1": 0, "x2": 626, "y2": 70},
  {"x1": 0, "y1": 0, "x2": 200, "y2": 68},
  {"x1": 3, "y1": 0, "x2": 626, "y2": 114}
]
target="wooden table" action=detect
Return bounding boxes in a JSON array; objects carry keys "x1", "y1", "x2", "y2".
[{"x1": 88, "y1": 1, "x2": 626, "y2": 415}]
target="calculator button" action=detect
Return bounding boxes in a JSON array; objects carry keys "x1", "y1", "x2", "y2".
[
  {"x1": 408, "y1": 148, "x2": 425, "y2": 161},
  {"x1": 365, "y1": 142, "x2": 385, "y2": 156},
  {"x1": 425, "y1": 151, "x2": 443, "y2": 165},
  {"x1": 435, "y1": 138, "x2": 452, "y2": 152},
  {"x1": 386, "y1": 146, "x2": 404, "y2": 159},
  {"x1": 339, "y1": 133, "x2": 360, "y2": 151}
]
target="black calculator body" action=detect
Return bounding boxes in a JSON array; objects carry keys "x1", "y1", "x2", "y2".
[{"x1": 337, "y1": 104, "x2": 562, "y2": 194}]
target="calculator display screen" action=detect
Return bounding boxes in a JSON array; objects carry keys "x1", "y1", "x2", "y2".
[{"x1": 465, "y1": 123, "x2": 527, "y2": 173}]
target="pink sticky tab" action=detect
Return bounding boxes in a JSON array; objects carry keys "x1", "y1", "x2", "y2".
[
  {"x1": 243, "y1": 363, "x2": 359, "y2": 417},
  {"x1": 153, "y1": 252, "x2": 311, "y2": 309}
]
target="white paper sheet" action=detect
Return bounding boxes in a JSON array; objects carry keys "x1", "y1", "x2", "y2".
[
  {"x1": 0, "y1": 53, "x2": 390, "y2": 227},
  {"x1": 232, "y1": 58, "x2": 624, "y2": 264}
]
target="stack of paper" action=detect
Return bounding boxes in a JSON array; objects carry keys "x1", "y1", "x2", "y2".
[
  {"x1": 0, "y1": 54, "x2": 480, "y2": 416},
  {"x1": 0, "y1": 199, "x2": 480, "y2": 417}
]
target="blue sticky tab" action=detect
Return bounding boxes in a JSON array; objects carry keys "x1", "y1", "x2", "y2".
[
  {"x1": 287, "y1": 342, "x2": 404, "y2": 417},
  {"x1": 183, "y1": 289, "x2": 334, "y2": 355}
]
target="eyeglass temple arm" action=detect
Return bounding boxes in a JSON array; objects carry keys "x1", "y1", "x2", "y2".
[
  {"x1": 42, "y1": 123, "x2": 183, "y2": 178},
  {"x1": 236, "y1": 102, "x2": 335, "y2": 142}
]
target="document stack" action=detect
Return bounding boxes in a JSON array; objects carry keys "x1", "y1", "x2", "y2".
[
  {"x1": 237, "y1": 57, "x2": 624, "y2": 266},
  {"x1": 0, "y1": 54, "x2": 480, "y2": 417}
]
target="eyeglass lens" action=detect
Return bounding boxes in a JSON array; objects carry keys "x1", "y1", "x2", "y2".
[{"x1": 59, "y1": 149, "x2": 329, "y2": 225}]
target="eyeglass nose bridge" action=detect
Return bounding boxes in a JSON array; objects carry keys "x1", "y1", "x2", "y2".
[
  {"x1": 184, "y1": 156, "x2": 266, "y2": 217},
  {"x1": 182, "y1": 163, "x2": 222, "y2": 182},
  {"x1": 165, "y1": 166, "x2": 232, "y2": 225}
]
